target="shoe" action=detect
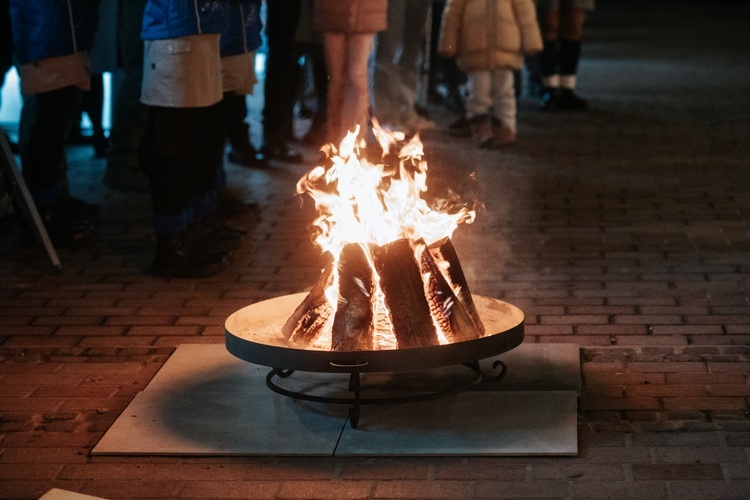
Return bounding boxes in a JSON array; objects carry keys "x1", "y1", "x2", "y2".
[
  {"x1": 557, "y1": 89, "x2": 588, "y2": 111},
  {"x1": 488, "y1": 127, "x2": 517, "y2": 148},
  {"x1": 37, "y1": 203, "x2": 95, "y2": 246},
  {"x1": 468, "y1": 115, "x2": 494, "y2": 146},
  {"x1": 149, "y1": 231, "x2": 228, "y2": 278},
  {"x1": 448, "y1": 115, "x2": 471, "y2": 137},
  {"x1": 189, "y1": 217, "x2": 246, "y2": 251},
  {"x1": 227, "y1": 148, "x2": 268, "y2": 167},
  {"x1": 260, "y1": 144, "x2": 304, "y2": 164},
  {"x1": 539, "y1": 87, "x2": 560, "y2": 111},
  {"x1": 302, "y1": 118, "x2": 327, "y2": 146}
]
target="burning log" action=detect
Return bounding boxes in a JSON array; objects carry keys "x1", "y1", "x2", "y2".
[
  {"x1": 331, "y1": 243, "x2": 375, "y2": 351},
  {"x1": 282, "y1": 263, "x2": 335, "y2": 347},
  {"x1": 371, "y1": 239, "x2": 440, "y2": 348},
  {"x1": 428, "y1": 238, "x2": 486, "y2": 336},
  {"x1": 418, "y1": 240, "x2": 484, "y2": 343},
  {"x1": 283, "y1": 238, "x2": 485, "y2": 351}
]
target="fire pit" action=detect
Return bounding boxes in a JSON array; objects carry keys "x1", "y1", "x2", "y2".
[
  {"x1": 225, "y1": 293, "x2": 523, "y2": 428},
  {"x1": 225, "y1": 125, "x2": 524, "y2": 427}
]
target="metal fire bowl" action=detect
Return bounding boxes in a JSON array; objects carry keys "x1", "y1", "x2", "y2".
[{"x1": 225, "y1": 293, "x2": 524, "y2": 373}]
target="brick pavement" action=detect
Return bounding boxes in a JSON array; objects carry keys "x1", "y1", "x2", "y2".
[{"x1": 2, "y1": 1, "x2": 750, "y2": 498}]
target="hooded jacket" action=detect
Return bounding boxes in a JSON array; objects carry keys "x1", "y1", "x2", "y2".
[
  {"x1": 221, "y1": 0, "x2": 262, "y2": 57},
  {"x1": 141, "y1": 0, "x2": 226, "y2": 41},
  {"x1": 439, "y1": 0, "x2": 542, "y2": 71},
  {"x1": 10, "y1": 0, "x2": 97, "y2": 65}
]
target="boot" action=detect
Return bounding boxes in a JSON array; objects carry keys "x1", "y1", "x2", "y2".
[
  {"x1": 489, "y1": 127, "x2": 517, "y2": 148},
  {"x1": 468, "y1": 114, "x2": 493, "y2": 147},
  {"x1": 557, "y1": 88, "x2": 588, "y2": 111},
  {"x1": 149, "y1": 231, "x2": 227, "y2": 278}
]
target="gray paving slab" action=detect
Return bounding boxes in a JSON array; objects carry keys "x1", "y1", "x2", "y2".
[{"x1": 92, "y1": 343, "x2": 578, "y2": 456}]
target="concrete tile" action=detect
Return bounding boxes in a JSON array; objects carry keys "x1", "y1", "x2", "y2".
[{"x1": 93, "y1": 343, "x2": 578, "y2": 456}]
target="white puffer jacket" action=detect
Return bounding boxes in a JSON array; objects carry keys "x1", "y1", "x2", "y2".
[{"x1": 438, "y1": 0, "x2": 542, "y2": 71}]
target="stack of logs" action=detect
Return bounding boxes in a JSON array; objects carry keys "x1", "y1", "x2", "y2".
[{"x1": 282, "y1": 238, "x2": 485, "y2": 351}]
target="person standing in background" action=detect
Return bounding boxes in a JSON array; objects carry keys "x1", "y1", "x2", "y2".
[
  {"x1": 222, "y1": 0, "x2": 266, "y2": 168},
  {"x1": 104, "y1": 0, "x2": 149, "y2": 191},
  {"x1": 260, "y1": 0, "x2": 304, "y2": 163},
  {"x1": 139, "y1": 0, "x2": 229, "y2": 278},
  {"x1": 313, "y1": 0, "x2": 388, "y2": 145},
  {"x1": 372, "y1": 0, "x2": 433, "y2": 135},
  {"x1": 10, "y1": 0, "x2": 100, "y2": 244},
  {"x1": 536, "y1": 0, "x2": 593, "y2": 111}
]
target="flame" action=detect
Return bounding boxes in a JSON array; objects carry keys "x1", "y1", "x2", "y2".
[
  {"x1": 295, "y1": 123, "x2": 476, "y2": 349},
  {"x1": 297, "y1": 124, "x2": 475, "y2": 258}
]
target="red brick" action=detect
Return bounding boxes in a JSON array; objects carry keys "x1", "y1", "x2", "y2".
[
  {"x1": 579, "y1": 395, "x2": 660, "y2": 411},
  {"x1": 662, "y1": 397, "x2": 747, "y2": 411},
  {"x1": 540, "y1": 315, "x2": 609, "y2": 325},
  {"x1": 625, "y1": 384, "x2": 708, "y2": 398},
  {"x1": 473, "y1": 480, "x2": 569, "y2": 499},
  {"x1": 628, "y1": 362, "x2": 707, "y2": 373},
  {"x1": 433, "y1": 463, "x2": 526, "y2": 481},
  {"x1": 280, "y1": 480, "x2": 375, "y2": 499},
  {"x1": 570, "y1": 481, "x2": 668, "y2": 499}
]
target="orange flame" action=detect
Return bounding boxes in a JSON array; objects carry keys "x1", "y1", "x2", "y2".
[
  {"x1": 295, "y1": 123, "x2": 477, "y2": 349},
  {"x1": 297, "y1": 123, "x2": 475, "y2": 260}
]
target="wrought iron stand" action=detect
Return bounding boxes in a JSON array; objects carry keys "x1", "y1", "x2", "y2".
[{"x1": 265, "y1": 359, "x2": 508, "y2": 428}]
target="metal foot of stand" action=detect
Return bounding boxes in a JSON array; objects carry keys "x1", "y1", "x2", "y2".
[
  {"x1": 0, "y1": 131, "x2": 62, "y2": 272},
  {"x1": 265, "y1": 360, "x2": 508, "y2": 429}
]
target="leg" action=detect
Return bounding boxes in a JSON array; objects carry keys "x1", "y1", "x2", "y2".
[
  {"x1": 372, "y1": 0, "x2": 405, "y2": 126},
  {"x1": 141, "y1": 105, "x2": 227, "y2": 278},
  {"x1": 20, "y1": 86, "x2": 94, "y2": 242},
  {"x1": 262, "y1": 0, "x2": 303, "y2": 162},
  {"x1": 340, "y1": 34, "x2": 375, "y2": 141},
  {"x1": 225, "y1": 93, "x2": 265, "y2": 166},
  {"x1": 556, "y1": 7, "x2": 588, "y2": 109},
  {"x1": 465, "y1": 71, "x2": 493, "y2": 146},
  {"x1": 490, "y1": 68, "x2": 517, "y2": 147},
  {"x1": 323, "y1": 32, "x2": 346, "y2": 143},
  {"x1": 105, "y1": 0, "x2": 149, "y2": 190}
]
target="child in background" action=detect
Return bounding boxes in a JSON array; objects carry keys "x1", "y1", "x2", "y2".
[{"x1": 439, "y1": 0, "x2": 542, "y2": 148}]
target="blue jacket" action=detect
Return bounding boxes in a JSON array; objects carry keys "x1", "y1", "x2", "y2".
[
  {"x1": 141, "y1": 0, "x2": 227, "y2": 41},
  {"x1": 220, "y1": 1, "x2": 262, "y2": 57},
  {"x1": 10, "y1": 0, "x2": 98, "y2": 65}
]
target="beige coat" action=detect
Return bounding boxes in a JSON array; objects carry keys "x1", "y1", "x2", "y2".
[
  {"x1": 313, "y1": 0, "x2": 388, "y2": 34},
  {"x1": 438, "y1": 0, "x2": 542, "y2": 71}
]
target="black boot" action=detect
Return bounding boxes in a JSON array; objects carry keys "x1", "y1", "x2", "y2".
[
  {"x1": 557, "y1": 88, "x2": 588, "y2": 111},
  {"x1": 149, "y1": 231, "x2": 227, "y2": 278}
]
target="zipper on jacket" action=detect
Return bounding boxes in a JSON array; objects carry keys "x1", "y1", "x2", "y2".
[
  {"x1": 240, "y1": 5, "x2": 248, "y2": 52},
  {"x1": 66, "y1": 0, "x2": 77, "y2": 53},
  {"x1": 193, "y1": 0, "x2": 202, "y2": 34}
]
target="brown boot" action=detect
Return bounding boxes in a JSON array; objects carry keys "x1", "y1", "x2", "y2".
[
  {"x1": 468, "y1": 114, "x2": 493, "y2": 147},
  {"x1": 489, "y1": 126, "x2": 517, "y2": 148}
]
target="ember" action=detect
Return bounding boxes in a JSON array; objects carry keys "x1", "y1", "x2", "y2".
[{"x1": 284, "y1": 124, "x2": 484, "y2": 351}]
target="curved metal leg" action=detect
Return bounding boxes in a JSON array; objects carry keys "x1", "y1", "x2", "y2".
[{"x1": 264, "y1": 360, "x2": 509, "y2": 429}]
